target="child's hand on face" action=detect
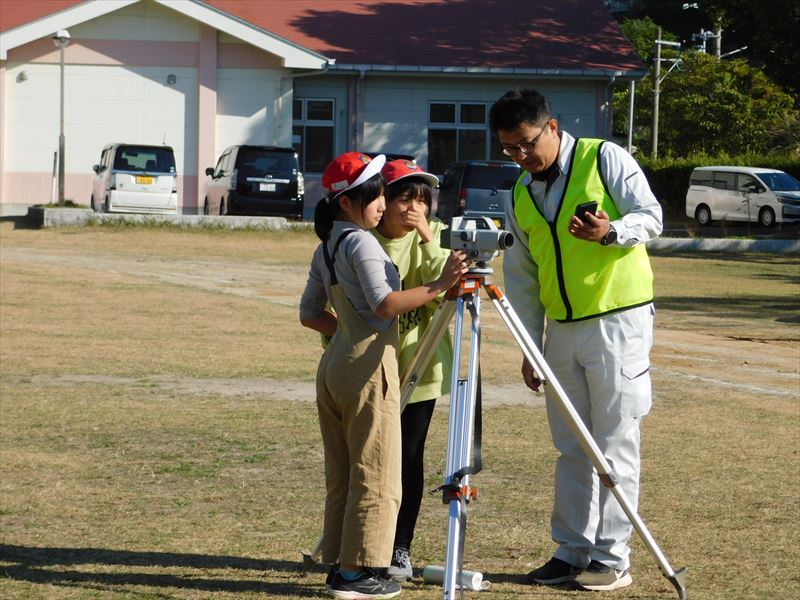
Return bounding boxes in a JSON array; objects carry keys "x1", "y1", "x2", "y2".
[{"x1": 403, "y1": 205, "x2": 434, "y2": 244}]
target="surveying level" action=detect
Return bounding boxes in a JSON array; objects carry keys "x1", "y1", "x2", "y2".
[{"x1": 402, "y1": 265, "x2": 688, "y2": 600}]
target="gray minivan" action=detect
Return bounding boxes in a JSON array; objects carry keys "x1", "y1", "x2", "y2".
[{"x1": 435, "y1": 160, "x2": 521, "y2": 227}]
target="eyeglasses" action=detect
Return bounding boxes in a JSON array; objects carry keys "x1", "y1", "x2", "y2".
[{"x1": 500, "y1": 120, "x2": 552, "y2": 157}]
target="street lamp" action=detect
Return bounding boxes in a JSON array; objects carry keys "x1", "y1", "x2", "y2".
[{"x1": 52, "y1": 29, "x2": 70, "y2": 206}]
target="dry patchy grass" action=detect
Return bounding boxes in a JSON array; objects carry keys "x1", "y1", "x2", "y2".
[{"x1": 1, "y1": 222, "x2": 798, "y2": 599}]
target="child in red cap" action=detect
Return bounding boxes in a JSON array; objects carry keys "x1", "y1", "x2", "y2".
[
  {"x1": 299, "y1": 152, "x2": 468, "y2": 599},
  {"x1": 373, "y1": 159, "x2": 451, "y2": 582}
]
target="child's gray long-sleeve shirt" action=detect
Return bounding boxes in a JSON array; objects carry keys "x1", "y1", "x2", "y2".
[{"x1": 300, "y1": 220, "x2": 401, "y2": 332}]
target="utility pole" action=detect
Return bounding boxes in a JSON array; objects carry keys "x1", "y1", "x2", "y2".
[
  {"x1": 651, "y1": 27, "x2": 661, "y2": 158},
  {"x1": 651, "y1": 29, "x2": 681, "y2": 159}
]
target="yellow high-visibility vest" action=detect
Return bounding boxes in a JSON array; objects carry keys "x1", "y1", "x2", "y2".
[{"x1": 512, "y1": 138, "x2": 653, "y2": 322}]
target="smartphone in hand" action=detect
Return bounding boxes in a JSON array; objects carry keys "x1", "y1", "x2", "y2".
[{"x1": 574, "y1": 201, "x2": 598, "y2": 223}]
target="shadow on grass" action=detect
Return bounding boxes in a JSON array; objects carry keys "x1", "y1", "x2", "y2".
[
  {"x1": 657, "y1": 295, "x2": 800, "y2": 324},
  {"x1": 0, "y1": 544, "x2": 322, "y2": 597}
]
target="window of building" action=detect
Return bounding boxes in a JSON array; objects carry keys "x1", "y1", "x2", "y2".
[
  {"x1": 427, "y1": 102, "x2": 504, "y2": 173},
  {"x1": 293, "y1": 98, "x2": 335, "y2": 174}
]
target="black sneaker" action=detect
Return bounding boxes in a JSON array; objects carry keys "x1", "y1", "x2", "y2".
[
  {"x1": 386, "y1": 547, "x2": 413, "y2": 581},
  {"x1": 328, "y1": 568, "x2": 402, "y2": 599},
  {"x1": 575, "y1": 560, "x2": 632, "y2": 591},
  {"x1": 527, "y1": 557, "x2": 582, "y2": 585},
  {"x1": 325, "y1": 564, "x2": 340, "y2": 592}
]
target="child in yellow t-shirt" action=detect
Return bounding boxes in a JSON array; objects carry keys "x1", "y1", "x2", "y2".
[{"x1": 372, "y1": 159, "x2": 454, "y2": 581}]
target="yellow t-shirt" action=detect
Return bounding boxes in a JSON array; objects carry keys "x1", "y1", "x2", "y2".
[{"x1": 372, "y1": 219, "x2": 452, "y2": 403}]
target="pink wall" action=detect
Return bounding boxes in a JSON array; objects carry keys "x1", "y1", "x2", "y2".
[
  {"x1": 3, "y1": 34, "x2": 291, "y2": 211},
  {"x1": 196, "y1": 25, "x2": 217, "y2": 210},
  {"x1": 8, "y1": 38, "x2": 197, "y2": 67}
]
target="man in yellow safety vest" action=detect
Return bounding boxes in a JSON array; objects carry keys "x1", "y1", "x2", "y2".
[{"x1": 489, "y1": 88, "x2": 663, "y2": 592}]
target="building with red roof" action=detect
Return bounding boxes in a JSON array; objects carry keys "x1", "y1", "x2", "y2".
[{"x1": 0, "y1": 0, "x2": 645, "y2": 214}]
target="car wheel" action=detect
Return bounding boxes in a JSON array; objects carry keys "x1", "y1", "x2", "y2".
[
  {"x1": 103, "y1": 197, "x2": 110, "y2": 213},
  {"x1": 695, "y1": 204, "x2": 711, "y2": 226},
  {"x1": 203, "y1": 198, "x2": 209, "y2": 215},
  {"x1": 758, "y1": 206, "x2": 775, "y2": 227}
]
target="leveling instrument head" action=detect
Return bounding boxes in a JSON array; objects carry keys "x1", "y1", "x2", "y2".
[{"x1": 441, "y1": 216, "x2": 514, "y2": 265}]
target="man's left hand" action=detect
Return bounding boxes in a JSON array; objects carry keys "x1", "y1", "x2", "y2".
[{"x1": 568, "y1": 209, "x2": 611, "y2": 242}]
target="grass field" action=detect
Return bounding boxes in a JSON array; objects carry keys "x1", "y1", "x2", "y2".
[{"x1": 1, "y1": 222, "x2": 798, "y2": 599}]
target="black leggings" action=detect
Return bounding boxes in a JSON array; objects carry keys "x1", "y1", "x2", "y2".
[{"x1": 393, "y1": 398, "x2": 436, "y2": 551}]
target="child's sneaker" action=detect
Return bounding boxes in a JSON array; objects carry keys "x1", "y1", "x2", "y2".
[
  {"x1": 387, "y1": 547, "x2": 413, "y2": 581},
  {"x1": 328, "y1": 567, "x2": 401, "y2": 599}
]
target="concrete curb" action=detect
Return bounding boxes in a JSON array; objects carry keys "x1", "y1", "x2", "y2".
[
  {"x1": 23, "y1": 207, "x2": 799, "y2": 253},
  {"x1": 26, "y1": 206, "x2": 307, "y2": 231},
  {"x1": 648, "y1": 237, "x2": 800, "y2": 254}
]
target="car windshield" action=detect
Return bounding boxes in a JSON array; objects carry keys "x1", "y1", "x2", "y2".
[
  {"x1": 758, "y1": 172, "x2": 800, "y2": 192},
  {"x1": 463, "y1": 165, "x2": 520, "y2": 190},
  {"x1": 114, "y1": 146, "x2": 175, "y2": 173},
  {"x1": 236, "y1": 148, "x2": 296, "y2": 177}
]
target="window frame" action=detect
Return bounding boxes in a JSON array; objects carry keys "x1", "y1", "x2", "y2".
[
  {"x1": 427, "y1": 101, "x2": 497, "y2": 173},
  {"x1": 292, "y1": 97, "x2": 336, "y2": 174}
]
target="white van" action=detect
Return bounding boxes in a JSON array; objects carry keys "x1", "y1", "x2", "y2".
[
  {"x1": 685, "y1": 166, "x2": 800, "y2": 227},
  {"x1": 92, "y1": 144, "x2": 178, "y2": 214}
]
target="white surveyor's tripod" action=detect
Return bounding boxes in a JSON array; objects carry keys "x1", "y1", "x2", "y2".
[{"x1": 401, "y1": 220, "x2": 687, "y2": 600}]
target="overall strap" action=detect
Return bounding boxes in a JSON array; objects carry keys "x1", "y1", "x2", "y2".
[{"x1": 322, "y1": 229, "x2": 356, "y2": 285}]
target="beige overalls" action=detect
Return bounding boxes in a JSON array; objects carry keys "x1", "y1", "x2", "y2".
[{"x1": 316, "y1": 232, "x2": 402, "y2": 567}]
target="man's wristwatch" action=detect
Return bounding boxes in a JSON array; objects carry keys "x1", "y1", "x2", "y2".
[{"x1": 600, "y1": 226, "x2": 617, "y2": 246}]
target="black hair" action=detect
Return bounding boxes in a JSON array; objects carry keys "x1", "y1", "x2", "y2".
[
  {"x1": 313, "y1": 173, "x2": 385, "y2": 241},
  {"x1": 489, "y1": 88, "x2": 551, "y2": 133},
  {"x1": 384, "y1": 177, "x2": 432, "y2": 212}
]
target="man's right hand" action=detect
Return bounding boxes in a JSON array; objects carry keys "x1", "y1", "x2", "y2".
[{"x1": 521, "y1": 357, "x2": 542, "y2": 392}]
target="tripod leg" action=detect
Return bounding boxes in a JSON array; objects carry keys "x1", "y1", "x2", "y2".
[
  {"x1": 485, "y1": 284, "x2": 687, "y2": 600},
  {"x1": 400, "y1": 300, "x2": 457, "y2": 412},
  {"x1": 441, "y1": 293, "x2": 481, "y2": 600}
]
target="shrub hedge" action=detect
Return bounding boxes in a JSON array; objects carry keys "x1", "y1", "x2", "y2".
[{"x1": 636, "y1": 153, "x2": 800, "y2": 220}]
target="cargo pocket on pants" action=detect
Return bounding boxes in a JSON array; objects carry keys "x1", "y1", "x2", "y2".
[{"x1": 619, "y1": 358, "x2": 652, "y2": 418}]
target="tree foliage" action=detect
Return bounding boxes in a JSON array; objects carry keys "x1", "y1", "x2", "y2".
[
  {"x1": 624, "y1": 0, "x2": 800, "y2": 98},
  {"x1": 614, "y1": 48, "x2": 797, "y2": 157}
]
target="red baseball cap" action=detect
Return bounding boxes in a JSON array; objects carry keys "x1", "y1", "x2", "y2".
[
  {"x1": 322, "y1": 152, "x2": 386, "y2": 201},
  {"x1": 381, "y1": 159, "x2": 439, "y2": 188}
]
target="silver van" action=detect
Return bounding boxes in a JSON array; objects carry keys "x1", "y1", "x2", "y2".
[
  {"x1": 92, "y1": 144, "x2": 178, "y2": 214},
  {"x1": 685, "y1": 166, "x2": 800, "y2": 227},
  {"x1": 435, "y1": 160, "x2": 520, "y2": 228}
]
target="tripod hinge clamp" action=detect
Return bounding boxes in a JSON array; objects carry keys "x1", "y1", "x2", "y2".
[{"x1": 432, "y1": 482, "x2": 479, "y2": 504}]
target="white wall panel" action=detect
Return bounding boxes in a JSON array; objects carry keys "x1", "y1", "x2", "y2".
[
  {"x1": 4, "y1": 63, "x2": 197, "y2": 175},
  {"x1": 216, "y1": 68, "x2": 288, "y2": 152},
  {"x1": 360, "y1": 77, "x2": 601, "y2": 167},
  {"x1": 71, "y1": 0, "x2": 199, "y2": 42}
]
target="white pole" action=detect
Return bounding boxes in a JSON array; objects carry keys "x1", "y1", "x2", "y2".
[{"x1": 627, "y1": 80, "x2": 635, "y2": 154}]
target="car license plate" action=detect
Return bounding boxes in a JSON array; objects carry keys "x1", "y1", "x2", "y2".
[
  {"x1": 259, "y1": 183, "x2": 276, "y2": 192},
  {"x1": 135, "y1": 176, "x2": 153, "y2": 184}
]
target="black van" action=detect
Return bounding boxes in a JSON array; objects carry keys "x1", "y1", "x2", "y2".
[
  {"x1": 204, "y1": 146, "x2": 304, "y2": 218},
  {"x1": 435, "y1": 160, "x2": 520, "y2": 227}
]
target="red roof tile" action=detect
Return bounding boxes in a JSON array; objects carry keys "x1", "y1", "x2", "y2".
[{"x1": 1, "y1": 0, "x2": 645, "y2": 72}]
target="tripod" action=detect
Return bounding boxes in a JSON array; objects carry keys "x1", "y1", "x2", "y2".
[{"x1": 401, "y1": 265, "x2": 687, "y2": 600}]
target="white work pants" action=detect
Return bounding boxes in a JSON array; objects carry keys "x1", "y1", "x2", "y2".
[{"x1": 543, "y1": 304, "x2": 654, "y2": 571}]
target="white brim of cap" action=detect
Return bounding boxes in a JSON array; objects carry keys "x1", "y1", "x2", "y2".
[
  {"x1": 332, "y1": 154, "x2": 387, "y2": 199},
  {"x1": 386, "y1": 171, "x2": 439, "y2": 188}
]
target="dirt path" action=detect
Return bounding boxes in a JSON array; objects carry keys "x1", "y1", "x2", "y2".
[{"x1": 2, "y1": 243, "x2": 797, "y2": 403}]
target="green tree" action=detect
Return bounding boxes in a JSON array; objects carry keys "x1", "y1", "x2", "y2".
[
  {"x1": 614, "y1": 50, "x2": 797, "y2": 157},
  {"x1": 618, "y1": 16, "x2": 678, "y2": 64},
  {"x1": 702, "y1": 0, "x2": 800, "y2": 99}
]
